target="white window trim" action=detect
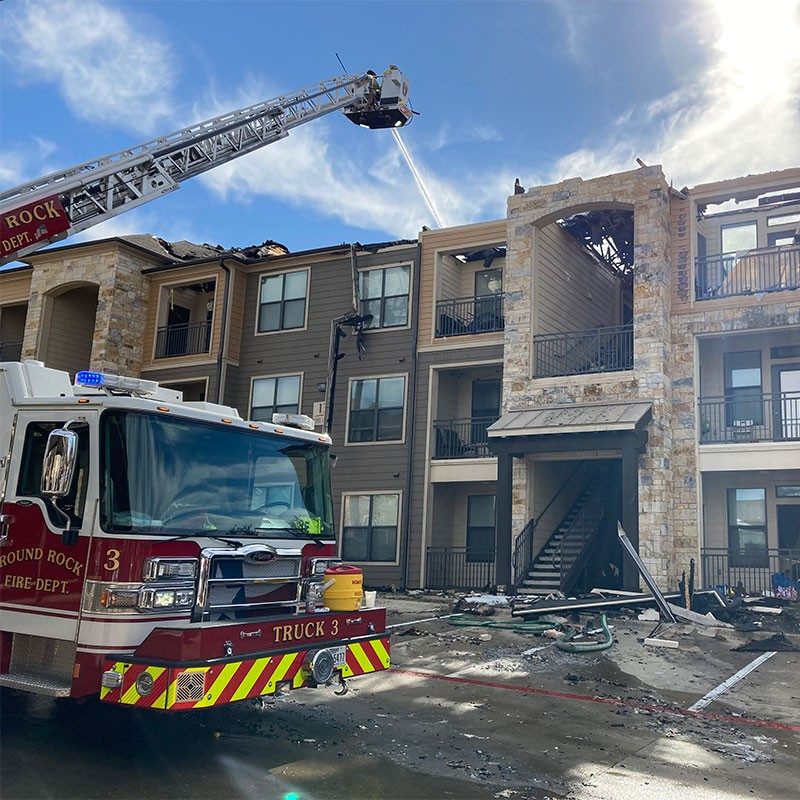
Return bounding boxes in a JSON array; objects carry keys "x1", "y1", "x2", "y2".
[
  {"x1": 357, "y1": 261, "x2": 414, "y2": 333},
  {"x1": 344, "y1": 372, "x2": 408, "y2": 446},
  {"x1": 720, "y1": 220, "x2": 757, "y2": 254},
  {"x1": 254, "y1": 267, "x2": 311, "y2": 336},
  {"x1": 247, "y1": 371, "x2": 304, "y2": 422},
  {"x1": 151, "y1": 272, "x2": 219, "y2": 362},
  {"x1": 339, "y1": 490, "x2": 403, "y2": 566}
]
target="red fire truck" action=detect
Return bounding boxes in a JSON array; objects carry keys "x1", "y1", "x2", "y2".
[{"x1": 0, "y1": 360, "x2": 389, "y2": 710}]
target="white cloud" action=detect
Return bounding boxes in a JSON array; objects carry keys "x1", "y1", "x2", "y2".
[
  {"x1": 196, "y1": 84, "x2": 510, "y2": 238},
  {"x1": 1, "y1": 0, "x2": 175, "y2": 134},
  {"x1": 0, "y1": 137, "x2": 61, "y2": 187},
  {"x1": 549, "y1": 0, "x2": 800, "y2": 187},
  {"x1": 551, "y1": 0, "x2": 600, "y2": 64}
]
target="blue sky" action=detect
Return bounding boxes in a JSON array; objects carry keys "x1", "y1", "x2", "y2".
[{"x1": 1, "y1": 0, "x2": 799, "y2": 254}]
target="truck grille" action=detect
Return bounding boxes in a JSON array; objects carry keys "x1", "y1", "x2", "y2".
[{"x1": 195, "y1": 547, "x2": 303, "y2": 621}]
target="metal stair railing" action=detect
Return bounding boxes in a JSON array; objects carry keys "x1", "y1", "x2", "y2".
[
  {"x1": 511, "y1": 461, "x2": 586, "y2": 589},
  {"x1": 558, "y1": 471, "x2": 618, "y2": 594}
]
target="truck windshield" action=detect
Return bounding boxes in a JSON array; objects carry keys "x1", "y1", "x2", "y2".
[{"x1": 100, "y1": 410, "x2": 334, "y2": 539}]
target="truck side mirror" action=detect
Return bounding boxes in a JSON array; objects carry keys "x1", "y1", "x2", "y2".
[{"x1": 41, "y1": 428, "x2": 78, "y2": 498}]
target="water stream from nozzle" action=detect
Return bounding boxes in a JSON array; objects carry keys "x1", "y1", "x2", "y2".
[{"x1": 391, "y1": 129, "x2": 447, "y2": 229}]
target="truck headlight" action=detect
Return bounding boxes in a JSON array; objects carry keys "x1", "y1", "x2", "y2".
[
  {"x1": 143, "y1": 558, "x2": 198, "y2": 581},
  {"x1": 139, "y1": 587, "x2": 195, "y2": 610},
  {"x1": 100, "y1": 587, "x2": 139, "y2": 609}
]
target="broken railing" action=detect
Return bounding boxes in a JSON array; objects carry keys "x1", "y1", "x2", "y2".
[
  {"x1": 701, "y1": 548, "x2": 800, "y2": 596},
  {"x1": 425, "y1": 547, "x2": 496, "y2": 590},
  {"x1": 695, "y1": 244, "x2": 800, "y2": 300},
  {"x1": 533, "y1": 324, "x2": 633, "y2": 378}
]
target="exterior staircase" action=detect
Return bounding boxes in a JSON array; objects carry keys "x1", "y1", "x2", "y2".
[{"x1": 516, "y1": 466, "x2": 612, "y2": 596}]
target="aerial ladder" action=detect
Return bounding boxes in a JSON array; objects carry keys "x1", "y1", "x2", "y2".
[{"x1": 0, "y1": 67, "x2": 413, "y2": 264}]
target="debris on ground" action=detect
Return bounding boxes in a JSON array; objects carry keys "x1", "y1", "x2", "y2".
[
  {"x1": 734, "y1": 632, "x2": 800, "y2": 652},
  {"x1": 643, "y1": 637, "x2": 679, "y2": 649}
]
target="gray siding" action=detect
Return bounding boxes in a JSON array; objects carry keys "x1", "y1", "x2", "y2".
[{"x1": 233, "y1": 246, "x2": 418, "y2": 587}]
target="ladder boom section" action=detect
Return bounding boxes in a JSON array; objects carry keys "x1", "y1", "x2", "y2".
[{"x1": 1, "y1": 68, "x2": 412, "y2": 263}]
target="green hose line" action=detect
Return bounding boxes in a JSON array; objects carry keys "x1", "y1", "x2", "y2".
[
  {"x1": 448, "y1": 617, "x2": 560, "y2": 633},
  {"x1": 554, "y1": 613, "x2": 614, "y2": 653}
]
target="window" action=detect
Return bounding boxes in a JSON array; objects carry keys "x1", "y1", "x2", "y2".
[
  {"x1": 257, "y1": 269, "x2": 308, "y2": 332},
  {"x1": 359, "y1": 265, "x2": 410, "y2": 329},
  {"x1": 767, "y1": 212, "x2": 800, "y2": 227},
  {"x1": 724, "y1": 351, "x2": 763, "y2": 427},
  {"x1": 348, "y1": 376, "x2": 405, "y2": 443},
  {"x1": 17, "y1": 421, "x2": 90, "y2": 527},
  {"x1": 466, "y1": 495, "x2": 495, "y2": 563},
  {"x1": 475, "y1": 268, "x2": 503, "y2": 297},
  {"x1": 727, "y1": 488, "x2": 767, "y2": 567},
  {"x1": 721, "y1": 222, "x2": 757, "y2": 254},
  {"x1": 342, "y1": 494, "x2": 399, "y2": 562},
  {"x1": 767, "y1": 231, "x2": 798, "y2": 247},
  {"x1": 776, "y1": 485, "x2": 800, "y2": 498},
  {"x1": 251, "y1": 375, "x2": 301, "y2": 422}
]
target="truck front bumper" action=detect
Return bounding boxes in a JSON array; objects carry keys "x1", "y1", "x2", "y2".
[{"x1": 100, "y1": 635, "x2": 390, "y2": 711}]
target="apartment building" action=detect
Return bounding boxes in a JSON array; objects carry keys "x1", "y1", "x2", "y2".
[
  {"x1": 0, "y1": 234, "x2": 419, "y2": 587},
  {"x1": 1, "y1": 164, "x2": 797, "y2": 595},
  {"x1": 486, "y1": 165, "x2": 799, "y2": 597}
]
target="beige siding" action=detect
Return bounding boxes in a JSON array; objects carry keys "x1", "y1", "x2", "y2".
[
  {"x1": 535, "y1": 223, "x2": 619, "y2": 335},
  {"x1": 438, "y1": 254, "x2": 461, "y2": 300},
  {"x1": 0, "y1": 269, "x2": 32, "y2": 306},
  {"x1": 41, "y1": 286, "x2": 98, "y2": 375},
  {"x1": 702, "y1": 470, "x2": 800, "y2": 549},
  {"x1": 418, "y1": 220, "x2": 506, "y2": 347},
  {"x1": 460, "y1": 257, "x2": 505, "y2": 297},
  {"x1": 226, "y1": 266, "x2": 247, "y2": 363}
]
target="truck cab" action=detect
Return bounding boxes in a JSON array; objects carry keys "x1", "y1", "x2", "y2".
[{"x1": 0, "y1": 361, "x2": 388, "y2": 710}]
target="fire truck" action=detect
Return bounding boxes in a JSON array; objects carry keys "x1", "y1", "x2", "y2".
[{"x1": 0, "y1": 361, "x2": 389, "y2": 710}]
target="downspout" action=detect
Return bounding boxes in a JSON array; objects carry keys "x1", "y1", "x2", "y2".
[
  {"x1": 324, "y1": 244, "x2": 359, "y2": 434},
  {"x1": 216, "y1": 258, "x2": 232, "y2": 404},
  {"x1": 401, "y1": 239, "x2": 422, "y2": 590}
]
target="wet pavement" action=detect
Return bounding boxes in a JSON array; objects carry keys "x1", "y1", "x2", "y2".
[{"x1": 2, "y1": 595, "x2": 799, "y2": 799}]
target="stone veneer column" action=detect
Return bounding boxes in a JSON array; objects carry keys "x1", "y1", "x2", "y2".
[{"x1": 503, "y1": 167, "x2": 678, "y2": 588}]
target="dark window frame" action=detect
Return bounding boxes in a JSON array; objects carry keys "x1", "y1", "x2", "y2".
[
  {"x1": 466, "y1": 494, "x2": 495, "y2": 563},
  {"x1": 250, "y1": 374, "x2": 302, "y2": 422},
  {"x1": 359, "y1": 265, "x2": 411, "y2": 330},
  {"x1": 727, "y1": 487, "x2": 768, "y2": 568},
  {"x1": 723, "y1": 350, "x2": 763, "y2": 427},
  {"x1": 257, "y1": 269, "x2": 309, "y2": 333},
  {"x1": 347, "y1": 376, "x2": 406, "y2": 443},
  {"x1": 341, "y1": 493, "x2": 400, "y2": 563}
]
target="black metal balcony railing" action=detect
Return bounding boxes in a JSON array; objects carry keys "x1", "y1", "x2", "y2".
[
  {"x1": 701, "y1": 548, "x2": 800, "y2": 596},
  {"x1": 533, "y1": 324, "x2": 633, "y2": 378},
  {"x1": 425, "y1": 547, "x2": 496, "y2": 590},
  {"x1": 696, "y1": 244, "x2": 800, "y2": 300},
  {"x1": 0, "y1": 339, "x2": 23, "y2": 362},
  {"x1": 433, "y1": 417, "x2": 497, "y2": 459},
  {"x1": 155, "y1": 320, "x2": 212, "y2": 359},
  {"x1": 435, "y1": 294, "x2": 504, "y2": 338},
  {"x1": 698, "y1": 392, "x2": 800, "y2": 443}
]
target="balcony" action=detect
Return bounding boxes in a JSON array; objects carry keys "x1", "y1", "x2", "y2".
[
  {"x1": 155, "y1": 320, "x2": 211, "y2": 359},
  {"x1": 696, "y1": 244, "x2": 800, "y2": 300},
  {"x1": 701, "y1": 548, "x2": 800, "y2": 596},
  {"x1": 433, "y1": 417, "x2": 497, "y2": 459},
  {"x1": 699, "y1": 393, "x2": 800, "y2": 443},
  {"x1": 533, "y1": 324, "x2": 633, "y2": 378},
  {"x1": 0, "y1": 339, "x2": 23, "y2": 362},
  {"x1": 425, "y1": 547, "x2": 496, "y2": 590},
  {"x1": 435, "y1": 294, "x2": 504, "y2": 338}
]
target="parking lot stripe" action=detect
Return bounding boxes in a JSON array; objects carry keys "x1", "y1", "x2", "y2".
[{"x1": 392, "y1": 667, "x2": 800, "y2": 733}]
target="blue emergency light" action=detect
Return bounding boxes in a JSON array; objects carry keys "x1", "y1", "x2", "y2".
[
  {"x1": 75, "y1": 371, "x2": 158, "y2": 394},
  {"x1": 76, "y1": 370, "x2": 104, "y2": 386}
]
